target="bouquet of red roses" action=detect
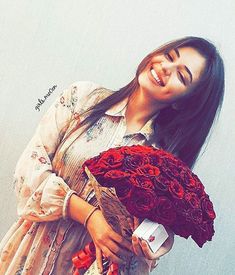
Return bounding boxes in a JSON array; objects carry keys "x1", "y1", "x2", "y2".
[{"x1": 72, "y1": 145, "x2": 216, "y2": 274}]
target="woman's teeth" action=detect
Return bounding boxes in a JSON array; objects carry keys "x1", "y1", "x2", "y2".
[{"x1": 150, "y1": 69, "x2": 163, "y2": 86}]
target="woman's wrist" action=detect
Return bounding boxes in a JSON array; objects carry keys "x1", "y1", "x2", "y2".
[
  {"x1": 84, "y1": 206, "x2": 100, "y2": 228},
  {"x1": 63, "y1": 190, "x2": 78, "y2": 219},
  {"x1": 67, "y1": 193, "x2": 96, "y2": 224}
]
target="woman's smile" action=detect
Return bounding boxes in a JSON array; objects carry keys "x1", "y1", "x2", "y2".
[
  {"x1": 149, "y1": 68, "x2": 165, "y2": 87},
  {"x1": 137, "y1": 46, "x2": 206, "y2": 105}
]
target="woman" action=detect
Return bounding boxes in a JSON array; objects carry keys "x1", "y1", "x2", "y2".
[{"x1": 0, "y1": 36, "x2": 224, "y2": 275}]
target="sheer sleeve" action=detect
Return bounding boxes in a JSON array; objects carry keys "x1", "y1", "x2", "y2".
[{"x1": 13, "y1": 81, "x2": 101, "y2": 222}]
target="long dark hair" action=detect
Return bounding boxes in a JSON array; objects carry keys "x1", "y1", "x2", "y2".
[{"x1": 65, "y1": 36, "x2": 225, "y2": 169}]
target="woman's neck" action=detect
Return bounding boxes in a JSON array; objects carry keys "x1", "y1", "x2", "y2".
[{"x1": 125, "y1": 87, "x2": 167, "y2": 125}]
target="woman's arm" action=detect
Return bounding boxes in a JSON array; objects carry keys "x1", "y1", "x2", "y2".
[
  {"x1": 13, "y1": 81, "x2": 100, "y2": 222},
  {"x1": 68, "y1": 193, "x2": 133, "y2": 273}
]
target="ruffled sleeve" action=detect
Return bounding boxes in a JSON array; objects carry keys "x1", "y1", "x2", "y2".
[{"x1": 13, "y1": 81, "x2": 101, "y2": 222}]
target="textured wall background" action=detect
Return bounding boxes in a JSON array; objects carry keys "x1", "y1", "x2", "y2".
[{"x1": 0, "y1": 1, "x2": 234, "y2": 274}]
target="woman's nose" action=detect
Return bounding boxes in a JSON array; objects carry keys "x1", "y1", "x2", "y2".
[{"x1": 161, "y1": 62, "x2": 177, "y2": 76}]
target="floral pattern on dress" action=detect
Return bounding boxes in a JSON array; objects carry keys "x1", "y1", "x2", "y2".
[
  {"x1": 85, "y1": 118, "x2": 104, "y2": 142},
  {"x1": 0, "y1": 81, "x2": 157, "y2": 275}
]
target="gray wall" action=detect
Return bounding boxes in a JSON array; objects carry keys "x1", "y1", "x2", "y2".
[{"x1": 0, "y1": 1, "x2": 234, "y2": 274}]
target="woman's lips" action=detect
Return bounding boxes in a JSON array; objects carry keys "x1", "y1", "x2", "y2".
[
  {"x1": 150, "y1": 68, "x2": 165, "y2": 86},
  {"x1": 148, "y1": 69, "x2": 159, "y2": 86}
]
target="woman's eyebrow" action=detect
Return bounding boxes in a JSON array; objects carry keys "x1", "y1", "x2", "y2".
[
  {"x1": 174, "y1": 48, "x2": 180, "y2": 58},
  {"x1": 175, "y1": 48, "x2": 193, "y2": 83},
  {"x1": 184, "y1": 66, "x2": 193, "y2": 83}
]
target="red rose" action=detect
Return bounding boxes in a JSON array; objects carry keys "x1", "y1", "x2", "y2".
[
  {"x1": 125, "y1": 188, "x2": 156, "y2": 218},
  {"x1": 180, "y1": 208, "x2": 192, "y2": 222},
  {"x1": 192, "y1": 174, "x2": 205, "y2": 196},
  {"x1": 185, "y1": 192, "x2": 200, "y2": 208},
  {"x1": 152, "y1": 174, "x2": 171, "y2": 192},
  {"x1": 172, "y1": 221, "x2": 192, "y2": 239},
  {"x1": 169, "y1": 180, "x2": 184, "y2": 199},
  {"x1": 83, "y1": 158, "x2": 95, "y2": 166},
  {"x1": 136, "y1": 164, "x2": 160, "y2": 177},
  {"x1": 82, "y1": 156, "x2": 99, "y2": 169},
  {"x1": 148, "y1": 152, "x2": 164, "y2": 166},
  {"x1": 83, "y1": 163, "x2": 106, "y2": 177},
  {"x1": 161, "y1": 158, "x2": 182, "y2": 179},
  {"x1": 99, "y1": 150, "x2": 124, "y2": 169},
  {"x1": 103, "y1": 170, "x2": 130, "y2": 187},
  {"x1": 173, "y1": 199, "x2": 190, "y2": 214},
  {"x1": 192, "y1": 221, "x2": 215, "y2": 248},
  {"x1": 190, "y1": 208, "x2": 203, "y2": 224},
  {"x1": 120, "y1": 145, "x2": 154, "y2": 154},
  {"x1": 151, "y1": 196, "x2": 177, "y2": 226},
  {"x1": 83, "y1": 154, "x2": 109, "y2": 177},
  {"x1": 180, "y1": 169, "x2": 198, "y2": 191},
  {"x1": 115, "y1": 180, "x2": 133, "y2": 200},
  {"x1": 201, "y1": 195, "x2": 216, "y2": 220},
  {"x1": 130, "y1": 175, "x2": 155, "y2": 190},
  {"x1": 157, "y1": 149, "x2": 177, "y2": 160},
  {"x1": 123, "y1": 154, "x2": 150, "y2": 170}
]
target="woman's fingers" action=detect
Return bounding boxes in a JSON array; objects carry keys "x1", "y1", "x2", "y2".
[
  {"x1": 131, "y1": 235, "x2": 144, "y2": 257},
  {"x1": 102, "y1": 246, "x2": 126, "y2": 265},
  {"x1": 96, "y1": 245, "x2": 125, "y2": 272},
  {"x1": 111, "y1": 230, "x2": 133, "y2": 252},
  {"x1": 127, "y1": 217, "x2": 134, "y2": 231},
  {"x1": 133, "y1": 217, "x2": 140, "y2": 230},
  {"x1": 107, "y1": 240, "x2": 133, "y2": 257},
  {"x1": 88, "y1": 210, "x2": 135, "y2": 264},
  {"x1": 140, "y1": 239, "x2": 156, "y2": 260},
  {"x1": 95, "y1": 246, "x2": 103, "y2": 274},
  {"x1": 132, "y1": 236, "x2": 161, "y2": 260}
]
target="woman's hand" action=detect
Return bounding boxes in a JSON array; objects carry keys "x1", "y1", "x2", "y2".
[
  {"x1": 86, "y1": 209, "x2": 133, "y2": 273},
  {"x1": 131, "y1": 218, "x2": 174, "y2": 266}
]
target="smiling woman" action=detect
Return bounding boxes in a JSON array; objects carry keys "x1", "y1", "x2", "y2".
[
  {"x1": 0, "y1": 36, "x2": 224, "y2": 275},
  {"x1": 73, "y1": 36, "x2": 224, "y2": 168},
  {"x1": 137, "y1": 47, "x2": 206, "y2": 104}
]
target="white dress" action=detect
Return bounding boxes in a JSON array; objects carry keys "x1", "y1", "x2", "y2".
[{"x1": 0, "y1": 81, "x2": 158, "y2": 275}]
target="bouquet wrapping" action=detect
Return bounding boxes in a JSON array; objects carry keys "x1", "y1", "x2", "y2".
[
  {"x1": 72, "y1": 165, "x2": 151, "y2": 275},
  {"x1": 72, "y1": 145, "x2": 216, "y2": 274}
]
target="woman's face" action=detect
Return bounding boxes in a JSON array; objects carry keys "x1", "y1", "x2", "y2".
[{"x1": 137, "y1": 46, "x2": 206, "y2": 105}]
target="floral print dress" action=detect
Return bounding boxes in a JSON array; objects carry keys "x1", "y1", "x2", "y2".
[{"x1": 0, "y1": 81, "x2": 159, "y2": 275}]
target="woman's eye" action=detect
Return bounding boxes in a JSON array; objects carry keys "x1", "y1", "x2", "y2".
[
  {"x1": 177, "y1": 71, "x2": 186, "y2": 86},
  {"x1": 165, "y1": 53, "x2": 174, "y2": 62}
]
